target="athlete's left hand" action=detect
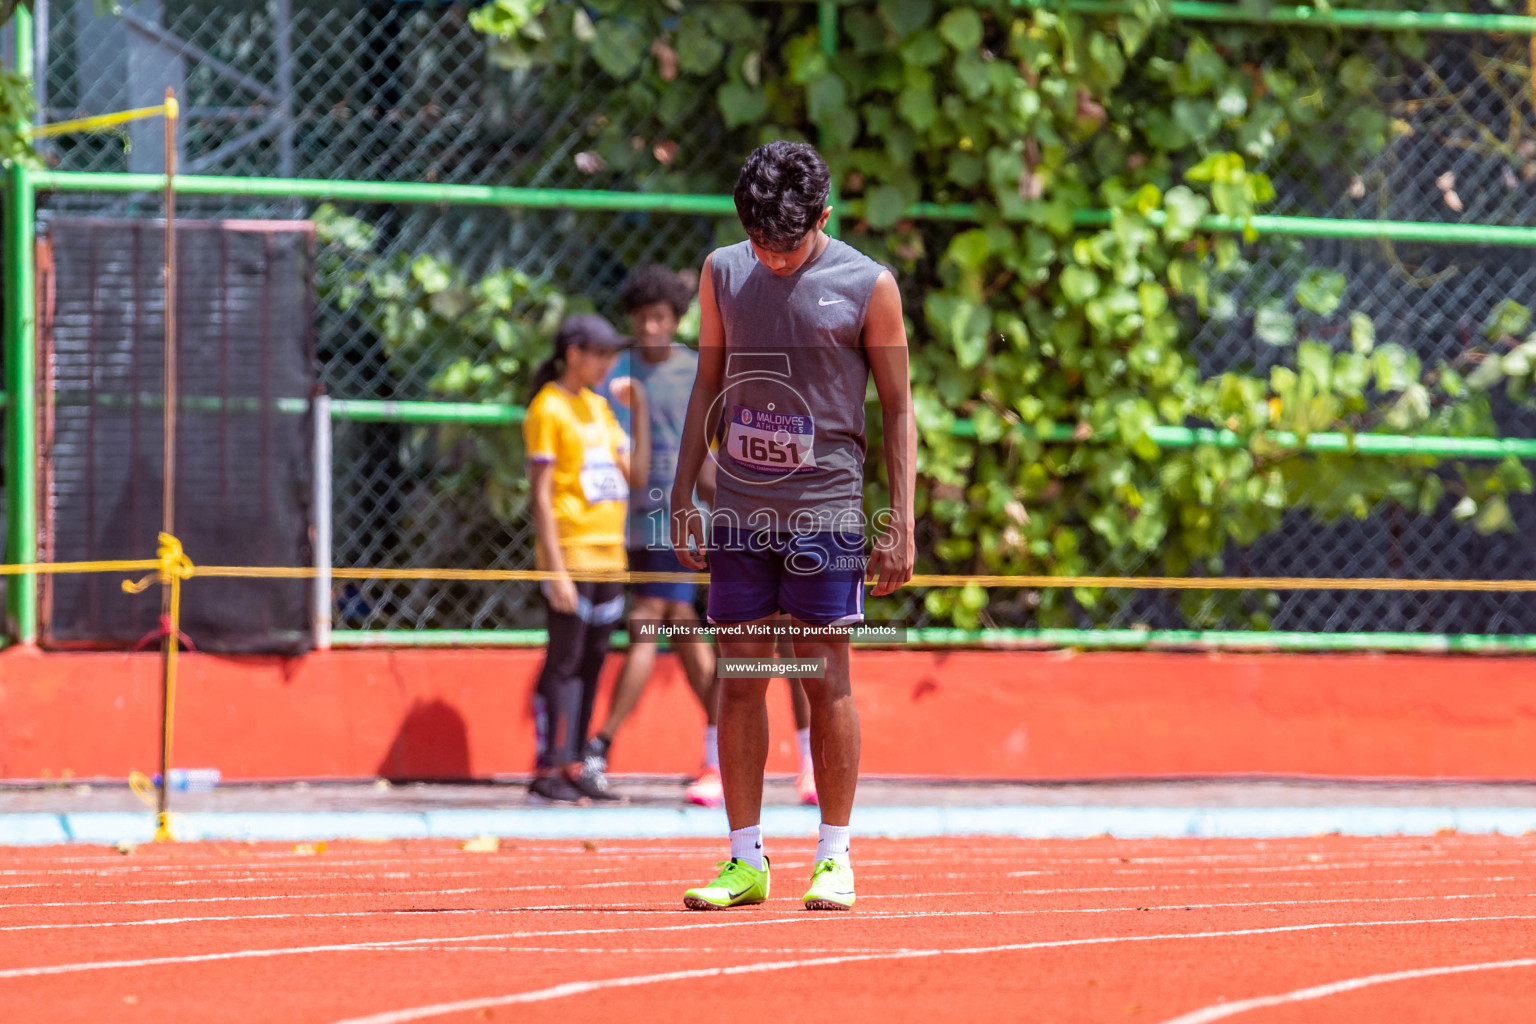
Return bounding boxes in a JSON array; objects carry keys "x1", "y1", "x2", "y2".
[{"x1": 866, "y1": 517, "x2": 914, "y2": 597}]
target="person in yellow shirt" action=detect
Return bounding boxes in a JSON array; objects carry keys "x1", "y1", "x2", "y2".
[{"x1": 524, "y1": 314, "x2": 648, "y2": 804}]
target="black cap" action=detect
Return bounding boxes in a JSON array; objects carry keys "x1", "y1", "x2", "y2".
[{"x1": 555, "y1": 313, "x2": 628, "y2": 355}]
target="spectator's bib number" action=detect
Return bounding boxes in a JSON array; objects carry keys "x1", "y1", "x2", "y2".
[
  {"x1": 580, "y1": 444, "x2": 626, "y2": 504},
  {"x1": 726, "y1": 405, "x2": 816, "y2": 474}
]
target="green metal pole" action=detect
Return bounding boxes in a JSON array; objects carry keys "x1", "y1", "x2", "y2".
[
  {"x1": 1046, "y1": 0, "x2": 1536, "y2": 35},
  {"x1": 818, "y1": 0, "x2": 841, "y2": 238},
  {"x1": 1084, "y1": 209, "x2": 1536, "y2": 248},
  {"x1": 329, "y1": 627, "x2": 1536, "y2": 654},
  {"x1": 324, "y1": 399, "x2": 1536, "y2": 460},
  {"x1": 31, "y1": 171, "x2": 1536, "y2": 249},
  {"x1": 4, "y1": 5, "x2": 36, "y2": 644},
  {"x1": 29, "y1": 170, "x2": 738, "y2": 215},
  {"x1": 945, "y1": 419, "x2": 1536, "y2": 460},
  {"x1": 329, "y1": 398, "x2": 523, "y2": 425},
  {"x1": 904, "y1": 202, "x2": 1536, "y2": 248},
  {"x1": 1, "y1": 170, "x2": 33, "y2": 643}
]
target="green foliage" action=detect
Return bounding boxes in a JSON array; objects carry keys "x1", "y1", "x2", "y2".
[
  {"x1": 2, "y1": 1, "x2": 118, "y2": 168},
  {"x1": 445, "y1": 1, "x2": 1532, "y2": 629},
  {"x1": 314, "y1": 204, "x2": 585, "y2": 520},
  {"x1": 0, "y1": 67, "x2": 37, "y2": 168}
]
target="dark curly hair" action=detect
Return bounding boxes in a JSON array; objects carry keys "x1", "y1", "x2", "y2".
[
  {"x1": 732, "y1": 141, "x2": 831, "y2": 252},
  {"x1": 618, "y1": 264, "x2": 693, "y2": 318}
]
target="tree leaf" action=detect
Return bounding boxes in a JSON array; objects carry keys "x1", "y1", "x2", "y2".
[
  {"x1": 806, "y1": 73, "x2": 849, "y2": 123},
  {"x1": 1254, "y1": 302, "x2": 1295, "y2": 346},
  {"x1": 937, "y1": 8, "x2": 983, "y2": 51},
  {"x1": 1349, "y1": 311, "x2": 1375, "y2": 354},
  {"x1": 1161, "y1": 185, "x2": 1209, "y2": 242},
  {"x1": 1294, "y1": 267, "x2": 1346, "y2": 315},
  {"x1": 717, "y1": 81, "x2": 768, "y2": 127},
  {"x1": 899, "y1": 30, "x2": 945, "y2": 67},
  {"x1": 879, "y1": 0, "x2": 935, "y2": 37},
  {"x1": 591, "y1": 20, "x2": 646, "y2": 78},
  {"x1": 1060, "y1": 266, "x2": 1101, "y2": 303},
  {"x1": 675, "y1": 17, "x2": 725, "y2": 75},
  {"x1": 945, "y1": 229, "x2": 991, "y2": 272},
  {"x1": 866, "y1": 184, "x2": 909, "y2": 228},
  {"x1": 897, "y1": 82, "x2": 937, "y2": 130}
]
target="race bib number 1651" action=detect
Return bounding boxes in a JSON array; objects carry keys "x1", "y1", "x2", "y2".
[{"x1": 725, "y1": 405, "x2": 816, "y2": 474}]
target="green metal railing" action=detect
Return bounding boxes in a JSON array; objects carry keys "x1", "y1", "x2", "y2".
[
  {"x1": 1025, "y1": 1, "x2": 1536, "y2": 34},
  {"x1": 4, "y1": 4, "x2": 36, "y2": 642},
  {"x1": 8, "y1": 2, "x2": 1536, "y2": 652},
  {"x1": 331, "y1": 626, "x2": 1536, "y2": 654},
  {"x1": 33, "y1": 171, "x2": 1536, "y2": 249}
]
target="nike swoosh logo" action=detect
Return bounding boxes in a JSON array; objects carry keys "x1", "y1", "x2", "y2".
[
  {"x1": 727, "y1": 884, "x2": 757, "y2": 899},
  {"x1": 818, "y1": 297, "x2": 845, "y2": 306}
]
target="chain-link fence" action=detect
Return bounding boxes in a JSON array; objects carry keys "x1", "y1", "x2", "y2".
[{"x1": 22, "y1": 1, "x2": 1536, "y2": 639}]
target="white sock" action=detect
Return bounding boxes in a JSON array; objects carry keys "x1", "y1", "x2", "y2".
[
  {"x1": 815, "y1": 823, "x2": 851, "y2": 867},
  {"x1": 704, "y1": 726, "x2": 719, "y2": 769},
  {"x1": 729, "y1": 825, "x2": 764, "y2": 870},
  {"x1": 796, "y1": 727, "x2": 813, "y2": 773}
]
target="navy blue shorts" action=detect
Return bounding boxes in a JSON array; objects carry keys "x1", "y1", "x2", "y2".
[
  {"x1": 628, "y1": 545, "x2": 698, "y2": 604},
  {"x1": 706, "y1": 527, "x2": 866, "y2": 627}
]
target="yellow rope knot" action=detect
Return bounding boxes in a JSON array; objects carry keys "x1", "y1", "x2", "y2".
[{"x1": 121, "y1": 533, "x2": 195, "y2": 594}]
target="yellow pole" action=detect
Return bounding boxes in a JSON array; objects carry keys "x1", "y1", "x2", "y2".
[{"x1": 154, "y1": 88, "x2": 180, "y2": 843}]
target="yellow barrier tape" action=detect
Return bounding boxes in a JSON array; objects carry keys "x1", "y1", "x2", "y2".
[
  {"x1": 27, "y1": 103, "x2": 172, "y2": 138},
  {"x1": 148, "y1": 564, "x2": 1536, "y2": 592},
  {"x1": 0, "y1": 559, "x2": 158, "y2": 576},
  {"x1": 1, "y1": 552, "x2": 1535, "y2": 592},
  {"x1": 127, "y1": 771, "x2": 158, "y2": 808}
]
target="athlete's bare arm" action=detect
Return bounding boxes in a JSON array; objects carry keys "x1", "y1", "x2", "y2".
[
  {"x1": 671, "y1": 254, "x2": 724, "y2": 571},
  {"x1": 610, "y1": 380, "x2": 649, "y2": 492},
  {"x1": 529, "y1": 461, "x2": 577, "y2": 613},
  {"x1": 863, "y1": 270, "x2": 916, "y2": 597}
]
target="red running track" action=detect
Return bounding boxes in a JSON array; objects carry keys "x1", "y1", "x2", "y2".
[{"x1": 1, "y1": 835, "x2": 1533, "y2": 1023}]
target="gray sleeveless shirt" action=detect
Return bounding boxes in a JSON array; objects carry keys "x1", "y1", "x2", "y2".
[{"x1": 708, "y1": 237, "x2": 886, "y2": 532}]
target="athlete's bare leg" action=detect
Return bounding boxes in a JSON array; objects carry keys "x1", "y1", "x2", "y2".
[
  {"x1": 596, "y1": 595, "x2": 669, "y2": 744},
  {"x1": 788, "y1": 675, "x2": 811, "y2": 730},
  {"x1": 670, "y1": 600, "x2": 718, "y2": 726},
  {"x1": 773, "y1": 619, "x2": 811, "y2": 729},
  {"x1": 716, "y1": 623, "x2": 776, "y2": 831},
  {"x1": 790, "y1": 623, "x2": 858, "y2": 827}
]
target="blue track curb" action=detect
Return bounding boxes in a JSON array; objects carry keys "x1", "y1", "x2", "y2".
[{"x1": 3, "y1": 805, "x2": 1535, "y2": 846}]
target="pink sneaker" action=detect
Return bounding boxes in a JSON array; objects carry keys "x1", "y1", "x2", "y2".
[
  {"x1": 685, "y1": 767, "x2": 724, "y2": 807},
  {"x1": 796, "y1": 770, "x2": 818, "y2": 806}
]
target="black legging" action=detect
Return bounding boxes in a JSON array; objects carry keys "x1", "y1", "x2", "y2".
[{"x1": 534, "y1": 580, "x2": 625, "y2": 769}]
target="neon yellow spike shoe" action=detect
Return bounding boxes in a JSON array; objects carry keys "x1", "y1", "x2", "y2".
[
  {"x1": 803, "y1": 858, "x2": 856, "y2": 911},
  {"x1": 682, "y1": 857, "x2": 771, "y2": 911}
]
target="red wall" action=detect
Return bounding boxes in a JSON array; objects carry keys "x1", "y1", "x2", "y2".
[{"x1": 1, "y1": 646, "x2": 1534, "y2": 781}]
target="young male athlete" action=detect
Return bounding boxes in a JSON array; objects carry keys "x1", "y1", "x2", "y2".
[{"x1": 670, "y1": 141, "x2": 915, "y2": 911}]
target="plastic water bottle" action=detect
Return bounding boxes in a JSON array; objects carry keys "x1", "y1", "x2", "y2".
[{"x1": 153, "y1": 768, "x2": 221, "y2": 792}]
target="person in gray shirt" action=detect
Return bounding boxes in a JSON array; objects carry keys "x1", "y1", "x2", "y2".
[{"x1": 670, "y1": 142, "x2": 916, "y2": 912}]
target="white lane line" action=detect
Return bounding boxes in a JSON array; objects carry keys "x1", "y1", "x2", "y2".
[
  {"x1": 5, "y1": 870, "x2": 1526, "y2": 916},
  {"x1": 11, "y1": 889, "x2": 1524, "y2": 933},
  {"x1": 377, "y1": 946, "x2": 915, "y2": 955},
  {"x1": 10, "y1": 872, "x2": 1515, "y2": 907},
  {"x1": 0, "y1": 909, "x2": 497, "y2": 933},
  {"x1": 0, "y1": 888, "x2": 487, "y2": 910},
  {"x1": 323, "y1": 915, "x2": 1536, "y2": 1024},
  {"x1": 7, "y1": 907, "x2": 1535, "y2": 983},
  {"x1": 6, "y1": 859, "x2": 1529, "y2": 884},
  {"x1": 0, "y1": 914, "x2": 820, "y2": 978},
  {"x1": 1156, "y1": 958, "x2": 1536, "y2": 1023}
]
